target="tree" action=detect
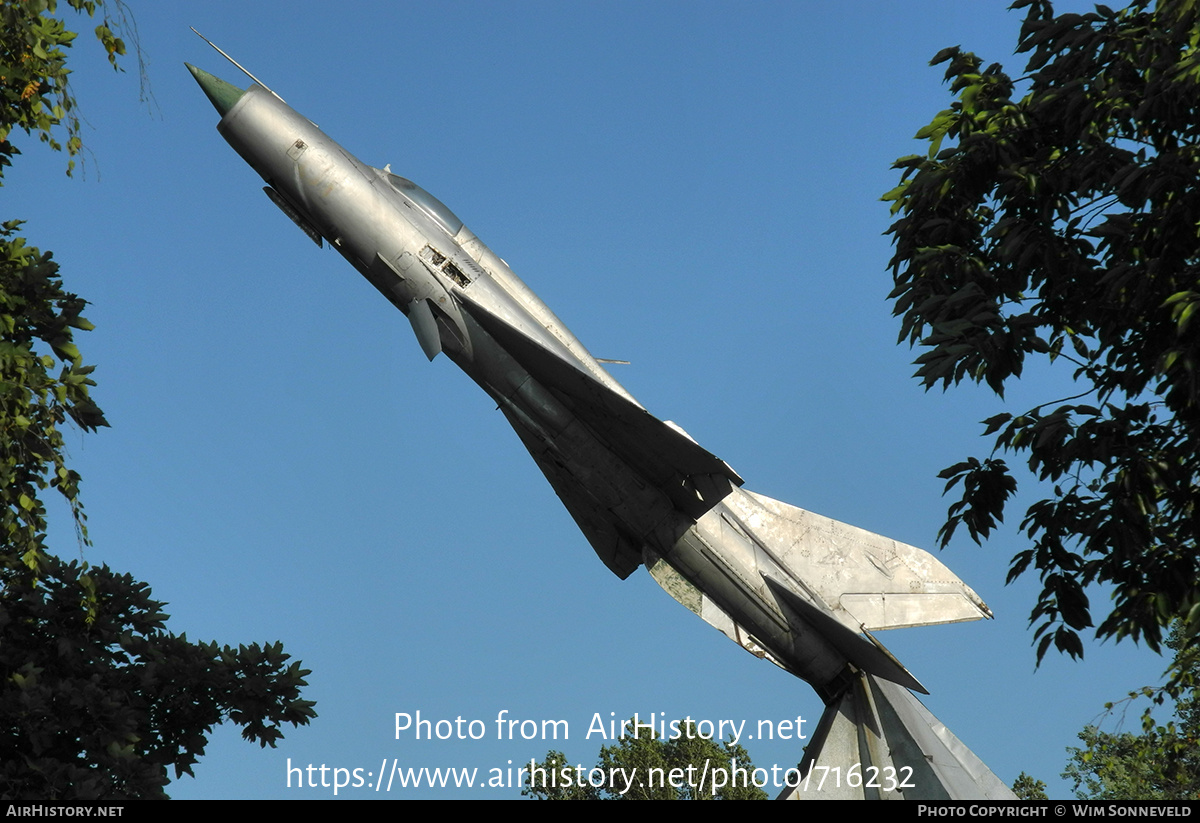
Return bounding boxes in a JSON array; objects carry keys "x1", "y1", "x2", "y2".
[
  {"x1": 883, "y1": 0, "x2": 1200, "y2": 686},
  {"x1": 1012, "y1": 771, "x2": 1049, "y2": 800},
  {"x1": 521, "y1": 751, "x2": 602, "y2": 800},
  {"x1": 0, "y1": 557, "x2": 315, "y2": 799},
  {"x1": 1062, "y1": 628, "x2": 1200, "y2": 799},
  {"x1": 523, "y1": 719, "x2": 768, "y2": 800},
  {"x1": 0, "y1": 1, "x2": 315, "y2": 798},
  {"x1": 1, "y1": 0, "x2": 134, "y2": 180},
  {"x1": 1063, "y1": 724, "x2": 1196, "y2": 799}
]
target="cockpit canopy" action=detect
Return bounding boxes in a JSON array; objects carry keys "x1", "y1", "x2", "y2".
[{"x1": 382, "y1": 172, "x2": 463, "y2": 236}]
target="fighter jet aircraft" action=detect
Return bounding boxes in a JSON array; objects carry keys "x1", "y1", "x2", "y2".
[{"x1": 188, "y1": 42, "x2": 1015, "y2": 800}]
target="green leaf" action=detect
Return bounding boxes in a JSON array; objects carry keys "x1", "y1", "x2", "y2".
[{"x1": 885, "y1": 0, "x2": 1200, "y2": 679}]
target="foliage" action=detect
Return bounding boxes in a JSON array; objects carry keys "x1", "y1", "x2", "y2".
[
  {"x1": 883, "y1": 0, "x2": 1200, "y2": 681},
  {"x1": 1063, "y1": 724, "x2": 1198, "y2": 799},
  {"x1": 0, "y1": 1, "x2": 315, "y2": 799},
  {"x1": 1062, "y1": 629, "x2": 1200, "y2": 799},
  {"x1": 0, "y1": 220, "x2": 106, "y2": 578},
  {"x1": 0, "y1": 557, "x2": 315, "y2": 799},
  {"x1": 523, "y1": 751, "x2": 603, "y2": 800},
  {"x1": 524, "y1": 719, "x2": 768, "y2": 800},
  {"x1": 1012, "y1": 771, "x2": 1048, "y2": 800},
  {"x1": 0, "y1": 0, "x2": 134, "y2": 180}
]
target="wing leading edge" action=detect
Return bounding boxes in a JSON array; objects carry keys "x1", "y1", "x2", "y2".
[{"x1": 458, "y1": 294, "x2": 741, "y2": 577}]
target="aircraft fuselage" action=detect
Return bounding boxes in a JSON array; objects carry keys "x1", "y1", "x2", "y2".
[{"x1": 195, "y1": 68, "x2": 987, "y2": 704}]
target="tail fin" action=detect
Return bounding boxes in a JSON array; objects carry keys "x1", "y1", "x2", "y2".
[
  {"x1": 779, "y1": 672, "x2": 1014, "y2": 800},
  {"x1": 730, "y1": 490, "x2": 994, "y2": 632}
]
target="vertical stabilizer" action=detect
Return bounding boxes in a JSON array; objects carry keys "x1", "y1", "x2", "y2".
[{"x1": 779, "y1": 672, "x2": 1014, "y2": 800}]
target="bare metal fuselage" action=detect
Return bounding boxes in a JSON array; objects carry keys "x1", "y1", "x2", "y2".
[{"x1": 192, "y1": 59, "x2": 1020, "y2": 798}]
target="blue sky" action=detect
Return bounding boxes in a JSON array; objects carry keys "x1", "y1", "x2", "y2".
[{"x1": 13, "y1": 0, "x2": 1163, "y2": 799}]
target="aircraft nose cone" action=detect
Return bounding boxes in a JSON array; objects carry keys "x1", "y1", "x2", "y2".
[{"x1": 186, "y1": 63, "x2": 245, "y2": 118}]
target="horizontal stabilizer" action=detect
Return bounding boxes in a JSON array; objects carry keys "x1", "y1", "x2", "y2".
[
  {"x1": 728, "y1": 490, "x2": 992, "y2": 632},
  {"x1": 762, "y1": 576, "x2": 926, "y2": 694},
  {"x1": 781, "y1": 672, "x2": 1015, "y2": 800}
]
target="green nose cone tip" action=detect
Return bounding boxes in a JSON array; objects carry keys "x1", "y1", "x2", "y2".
[{"x1": 186, "y1": 63, "x2": 245, "y2": 118}]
